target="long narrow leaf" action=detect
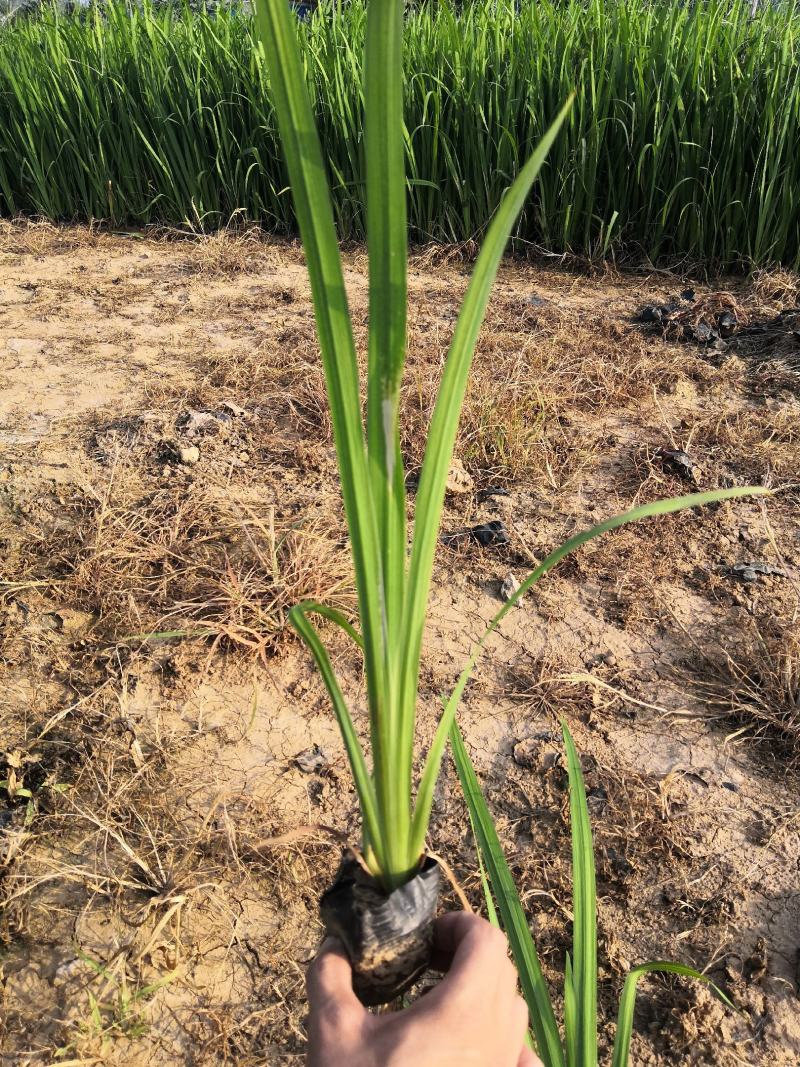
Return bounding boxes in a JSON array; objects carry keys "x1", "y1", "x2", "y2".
[
  {"x1": 612, "y1": 962, "x2": 736, "y2": 1067},
  {"x1": 564, "y1": 954, "x2": 578, "y2": 1067},
  {"x1": 292, "y1": 599, "x2": 364, "y2": 650},
  {"x1": 364, "y1": 0, "x2": 407, "y2": 637},
  {"x1": 398, "y1": 95, "x2": 575, "y2": 820},
  {"x1": 411, "y1": 486, "x2": 769, "y2": 857},
  {"x1": 288, "y1": 604, "x2": 383, "y2": 873},
  {"x1": 450, "y1": 723, "x2": 566, "y2": 1067},
  {"x1": 254, "y1": 0, "x2": 403, "y2": 881},
  {"x1": 473, "y1": 815, "x2": 500, "y2": 929},
  {"x1": 470, "y1": 785, "x2": 534, "y2": 1051},
  {"x1": 562, "y1": 722, "x2": 597, "y2": 1067}
]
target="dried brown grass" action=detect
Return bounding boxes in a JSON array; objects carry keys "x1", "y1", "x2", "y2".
[
  {"x1": 0, "y1": 216, "x2": 107, "y2": 257},
  {"x1": 693, "y1": 616, "x2": 800, "y2": 764},
  {"x1": 751, "y1": 268, "x2": 800, "y2": 309},
  {"x1": 11, "y1": 455, "x2": 353, "y2": 661},
  {"x1": 0, "y1": 615, "x2": 358, "y2": 1064},
  {"x1": 692, "y1": 404, "x2": 800, "y2": 491},
  {"x1": 178, "y1": 226, "x2": 283, "y2": 278}
]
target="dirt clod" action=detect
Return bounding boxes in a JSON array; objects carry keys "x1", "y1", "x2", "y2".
[
  {"x1": 654, "y1": 446, "x2": 697, "y2": 482},
  {"x1": 500, "y1": 573, "x2": 521, "y2": 603},
  {"x1": 295, "y1": 745, "x2": 331, "y2": 774},
  {"x1": 470, "y1": 520, "x2": 510, "y2": 547},
  {"x1": 730, "y1": 562, "x2": 789, "y2": 583}
]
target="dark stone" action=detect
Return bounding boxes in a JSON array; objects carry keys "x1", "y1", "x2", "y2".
[
  {"x1": 693, "y1": 321, "x2": 717, "y2": 344},
  {"x1": 295, "y1": 744, "x2": 329, "y2": 774},
  {"x1": 730, "y1": 561, "x2": 789, "y2": 583},
  {"x1": 655, "y1": 447, "x2": 696, "y2": 483},
  {"x1": 470, "y1": 520, "x2": 510, "y2": 547}
]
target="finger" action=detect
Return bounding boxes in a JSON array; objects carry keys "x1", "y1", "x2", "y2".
[
  {"x1": 430, "y1": 911, "x2": 504, "y2": 972},
  {"x1": 431, "y1": 914, "x2": 511, "y2": 995},
  {"x1": 517, "y1": 1045, "x2": 544, "y2": 1067},
  {"x1": 498, "y1": 954, "x2": 522, "y2": 1001},
  {"x1": 306, "y1": 938, "x2": 364, "y2": 1019}
]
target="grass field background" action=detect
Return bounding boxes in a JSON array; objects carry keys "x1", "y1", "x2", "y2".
[{"x1": 1, "y1": 0, "x2": 799, "y2": 266}]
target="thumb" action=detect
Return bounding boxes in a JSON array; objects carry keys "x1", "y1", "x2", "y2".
[
  {"x1": 517, "y1": 1046, "x2": 544, "y2": 1067},
  {"x1": 307, "y1": 938, "x2": 365, "y2": 1020}
]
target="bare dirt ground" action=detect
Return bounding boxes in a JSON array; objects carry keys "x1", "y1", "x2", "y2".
[{"x1": 1, "y1": 221, "x2": 799, "y2": 1066}]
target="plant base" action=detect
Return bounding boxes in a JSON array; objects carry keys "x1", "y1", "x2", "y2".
[{"x1": 320, "y1": 854, "x2": 440, "y2": 1006}]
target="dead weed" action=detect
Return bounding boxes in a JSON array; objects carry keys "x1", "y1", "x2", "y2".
[{"x1": 10, "y1": 459, "x2": 353, "y2": 659}]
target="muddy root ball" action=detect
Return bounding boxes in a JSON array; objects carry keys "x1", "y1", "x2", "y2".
[{"x1": 320, "y1": 855, "x2": 441, "y2": 1007}]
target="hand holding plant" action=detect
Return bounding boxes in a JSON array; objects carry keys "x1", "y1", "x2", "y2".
[
  {"x1": 253, "y1": 0, "x2": 767, "y2": 1010},
  {"x1": 307, "y1": 913, "x2": 539, "y2": 1067}
]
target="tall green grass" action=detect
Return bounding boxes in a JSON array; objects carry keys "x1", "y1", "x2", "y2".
[{"x1": 1, "y1": 0, "x2": 799, "y2": 267}]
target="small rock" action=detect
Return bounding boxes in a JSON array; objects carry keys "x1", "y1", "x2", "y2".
[
  {"x1": 238, "y1": 451, "x2": 251, "y2": 464},
  {"x1": 541, "y1": 749, "x2": 561, "y2": 771},
  {"x1": 600, "y1": 651, "x2": 617, "y2": 668},
  {"x1": 177, "y1": 444, "x2": 200, "y2": 465},
  {"x1": 178, "y1": 410, "x2": 224, "y2": 437},
  {"x1": 692, "y1": 321, "x2": 717, "y2": 344},
  {"x1": 39, "y1": 612, "x2": 64, "y2": 633},
  {"x1": 471, "y1": 520, "x2": 510, "y2": 548},
  {"x1": 500, "y1": 573, "x2": 521, "y2": 603},
  {"x1": 680, "y1": 288, "x2": 696, "y2": 302},
  {"x1": 655, "y1": 446, "x2": 696, "y2": 483},
  {"x1": 442, "y1": 519, "x2": 510, "y2": 549},
  {"x1": 717, "y1": 310, "x2": 738, "y2": 337},
  {"x1": 446, "y1": 458, "x2": 474, "y2": 495},
  {"x1": 744, "y1": 938, "x2": 768, "y2": 983},
  {"x1": 730, "y1": 561, "x2": 788, "y2": 583},
  {"x1": 295, "y1": 745, "x2": 329, "y2": 774},
  {"x1": 586, "y1": 785, "x2": 608, "y2": 817}
]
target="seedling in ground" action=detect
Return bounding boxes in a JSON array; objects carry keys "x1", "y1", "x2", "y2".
[{"x1": 451, "y1": 721, "x2": 737, "y2": 1067}]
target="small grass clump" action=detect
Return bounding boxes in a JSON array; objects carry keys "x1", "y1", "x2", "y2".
[{"x1": 695, "y1": 617, "x2": 800, "y2": 765}]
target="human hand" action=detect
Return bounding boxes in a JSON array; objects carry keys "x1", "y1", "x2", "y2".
[{"x1": 306, "y1": 911, "x2": 542, "y2": 1067}]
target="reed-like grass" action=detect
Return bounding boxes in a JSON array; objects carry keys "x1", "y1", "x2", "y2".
[
  {"x1": 451, "y1": 721, "x2": 735, "y2": 1067},
  {"x1": 1, "y1": 0, "x2": 799, "y2": 267}
]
